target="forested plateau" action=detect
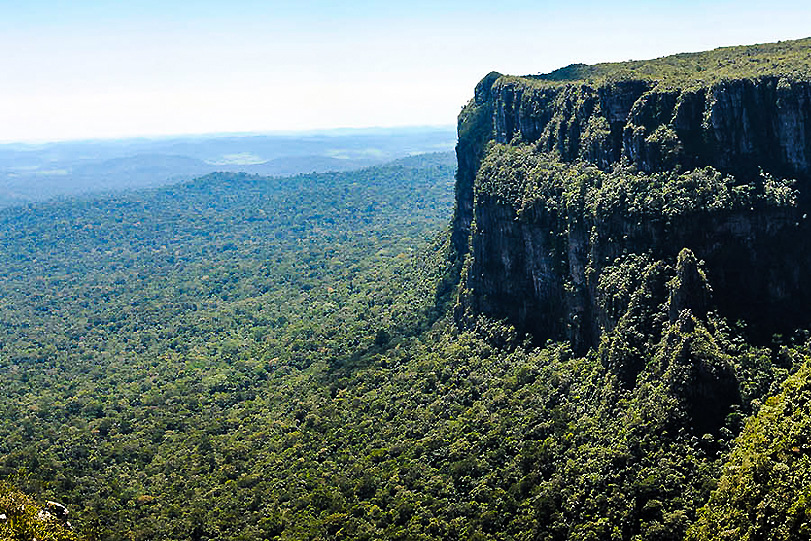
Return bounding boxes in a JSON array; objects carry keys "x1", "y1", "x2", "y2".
[{"x1": 3, "y1": 38, "x2": 811, "y2": 541}]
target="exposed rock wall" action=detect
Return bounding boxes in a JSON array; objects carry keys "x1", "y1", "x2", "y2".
[
  {"x1": 454, "y1": 70, "x2": 811, "y2": 350},
  {"x1": 452, "y1": 72, "x2": 501, "y2": 256},
  {"x1": 488, "y1": 76, "x2": 811, "y2": 177}
]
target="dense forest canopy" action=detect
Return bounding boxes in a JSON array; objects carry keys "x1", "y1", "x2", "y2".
[
  {"x1": 1, "y1": 146, "x2": 808, "y2": 541},
  {"x1": 0, "y1": 153, "x2": 462, "y2": 539}
]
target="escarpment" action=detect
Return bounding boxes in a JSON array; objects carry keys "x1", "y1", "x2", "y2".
[{"x1": 453, "y1": 38, "x2": 811, "y2": 352}]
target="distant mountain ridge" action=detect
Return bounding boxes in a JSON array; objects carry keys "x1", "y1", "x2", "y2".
[{"x1": 0, "y1": 126, "x2": 456, "y2": 207}]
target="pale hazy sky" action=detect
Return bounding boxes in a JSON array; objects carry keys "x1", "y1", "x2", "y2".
[{"x1": 1, "y1": 0, "x2": 809, "y2": 143}]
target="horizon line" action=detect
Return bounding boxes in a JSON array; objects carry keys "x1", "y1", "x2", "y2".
[{"x1": 0, "y1": 123, "x2": 458, "y2": 147}]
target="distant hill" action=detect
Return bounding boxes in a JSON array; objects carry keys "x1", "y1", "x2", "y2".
[{"x1": 0, "y1": 126, "x2": 456, "y2": 206}]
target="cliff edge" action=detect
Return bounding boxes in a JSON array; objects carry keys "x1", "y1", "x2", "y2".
[{"x1": 453, "y1": 38, "x2": 811, "y2": 353}]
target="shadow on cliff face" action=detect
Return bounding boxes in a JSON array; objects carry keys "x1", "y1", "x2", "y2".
[
  {"x1": 459, "y1": 163, "x2": 811, "y2": 355},
  {"x1": 690, "y1": 209, "x2": 811, "y2": 345}
]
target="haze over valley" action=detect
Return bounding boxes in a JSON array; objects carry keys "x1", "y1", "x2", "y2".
[{"x1": 0, "y1": 127, "x2": 455, "y2": 206}]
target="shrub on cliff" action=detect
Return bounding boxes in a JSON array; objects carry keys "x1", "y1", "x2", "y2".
[{"x1": 0, "y1": 483, "x2": 81, "y2": 541}]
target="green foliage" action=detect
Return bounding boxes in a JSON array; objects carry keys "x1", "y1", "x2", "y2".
[
  {"x1": 452, "y1": 38, "x2": 809, "y2": 537},
  {"x1": 0, "y1": 483, "x2": 81, "y2": 541},
  {"x1": 0, "y1": 144, "x2": 807, "y2": 541},
  {"x1": 689, "y1": 354, "x2": 811, "y2": 541},
  {"x1": 507, "y1": 37, "x2": 811, "y2": 89},
  {"x1": 475, "y1": 144, "x2": 791, "y2": 221},
  {"x1": 0, "y1": 155, "x2": 456, "y2": 540}
]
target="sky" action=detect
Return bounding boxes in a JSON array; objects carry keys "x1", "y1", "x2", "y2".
[{"x1": 0, "y1": 0, "x2": 810, "y2": 143}]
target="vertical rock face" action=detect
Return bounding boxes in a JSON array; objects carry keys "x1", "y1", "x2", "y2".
[
  {"x1": 452, "y1": 72, "x2": 501, "y2": 256},
  {"x1": 454, "y1": 39, "x2": 811, "y2": 350},
  {"x1": 481, "y1": 76, "x2": 811, "y2": 179}
]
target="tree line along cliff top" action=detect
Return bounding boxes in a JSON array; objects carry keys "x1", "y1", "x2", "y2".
[{"x1": 496, "y1": 37, "x2": 811, "y2": 90}]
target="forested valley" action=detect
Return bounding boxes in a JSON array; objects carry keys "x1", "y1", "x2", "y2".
[
  {"x1": 2, "y1": 148, "x2": 809, "y2": 541},
  {"x1": 0, "y1": 152, "x2": 464, "y2": 540}
]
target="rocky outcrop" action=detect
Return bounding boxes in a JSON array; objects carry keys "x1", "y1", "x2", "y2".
[
  {"x1": 667, "y1": 248, "x2": 713, "y2": 323},
  {"x1": 454, "y1": 39, "x2": 811, "y2": 351}
]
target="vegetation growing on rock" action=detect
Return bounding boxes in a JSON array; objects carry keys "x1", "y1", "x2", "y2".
[
  {"x1": 688, "y1": 362, "x2": 811, "y2": 541},
  {"x1": 0, "y1": 483, "x2": 81, "y2": 541}
]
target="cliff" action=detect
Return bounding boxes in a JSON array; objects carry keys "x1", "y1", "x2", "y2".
[{"x1": 453, "y1": 38, "x2": 811, "y2": 352}]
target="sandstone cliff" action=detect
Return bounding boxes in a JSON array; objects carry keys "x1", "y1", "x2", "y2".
[{"x1": 453, "y1": 38, "x2": 811, "y2": 353}]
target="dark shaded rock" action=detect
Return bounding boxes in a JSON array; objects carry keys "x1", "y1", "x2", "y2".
[
  {"x1": 452, "y1": 72, "x2": 501, "y2": 256},
  {"x1": 660, "y1": 311, "x2": 741, "y2": 435},
  {"x1": 46, "y1": 501, "x2": 69, "y2": 522},
  {"x1": 667, "y1": 248, "x2": 712, "y2": 322}
]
